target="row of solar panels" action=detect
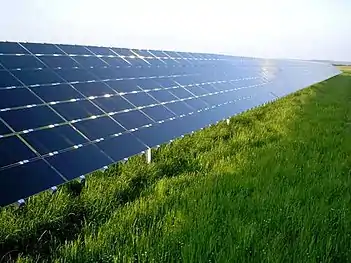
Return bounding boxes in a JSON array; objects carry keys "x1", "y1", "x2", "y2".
[{"x1": 0, "y1": 41, "x2": 341, "y2": 207}]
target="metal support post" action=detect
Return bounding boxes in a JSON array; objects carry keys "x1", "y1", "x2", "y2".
[{"x1": 146, "y1": 148, "x2": 152, "y2": 164}]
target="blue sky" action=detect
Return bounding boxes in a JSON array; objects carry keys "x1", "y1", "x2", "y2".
[{"x1": 0, "y1": 0, "x2": 350, "y2": 61}]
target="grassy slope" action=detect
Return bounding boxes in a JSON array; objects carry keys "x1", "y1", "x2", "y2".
[{"x1": 1, "y1": 71, "x2": 351, "y2": 262}]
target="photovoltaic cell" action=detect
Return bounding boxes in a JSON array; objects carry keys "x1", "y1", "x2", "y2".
[
  {"x1": 168, "y1": 87, "x2": 193, "y2": 99},
  {"x1": 31, "y1": 84, "x2": 84, "y2": 102},
  {"x1": 0, "y1": 106, "x2": 65, "y2": 132},
  {"x1": 54, "y1": 68, "x2": 96, "y2": 82},
  {"x1": 22, "y1": 125, "x2": 88, "y2": 155},
  {"x1": 0, "y1": 55, "x2": 45, "y2": 70},
  {"x1": 165, "y1": 101, "x2": 195, "y2": 115},
  {"x1": 0, "y1": 159, "x2": 65, "y2": 207},
  {"x1": 96, "y1": 133, "x2": 146, "y2": 162},
  {"x1": 184, "y1": 98, "x2": 209, "y2": 110},
  {"x1": 22, "y1": 43, "x2": 64, "y2": 55},
  {"x1": 141, "y1": 105, "x2": 176, "y2": 122},
  {"x1": 104, "y1": 79, "x2": 141, "y2": 93},
  {"x1": 0, "y1": 88, "x2": 42, "y2": 109},
  {"x1": 58, "y1": 44, "x2": 92, "y2": 55},
  {"x1": 147, "y1": 89, "x2": 178, "y2": 102},
  {"x1": 39, "y1": 55, "x2": 79, "y2": 69},
  {"x1": 73, "y1": 56, "x2": 107, "y2": 68},
  {"x1": 12, "y1": 69, "x2": 62, "y2": 86},
  {"x1": 0, "y1": 70, "x2": 22, "y2": 88},
  {"x1": 0, "y1": 41, "x2": 341, "y2": 207},
  {"x1": 123, "y1": 92, "x2": 158, "y2": 107},
  {"x1": 0, "y1": 136, "x2": 36, "y2": 168},
  {"x1": 112, "y1": 110, "x2": 154, "y2": 130},
  {"x1": 73, "y1": 81, "x2": 113, "y2": 97},
  {"x1": 72, "y1": 116, "x2": 125, "y2": 141},
  {"x1": 0, "y1": 121, "x2": 11, "y2": 136},
  {"x1": 46, "y1": 144, "x2": 111, "y2": 180},
  {"x1": 0, "y1": 42, "x2": 28, "y2": 54},
  {"x1": 88, "y1": 67, "x2": 123, "y2": 79},
  {"x1": 94, "y1": 96, "x2": 134, "y2": 113},
  {"x1": 51, "y1": 100, "x2": 103, "y2": 121},
  {"x1": 102, "y1": 56, "x2": 130, "y2": 67},
  {"x1": 87, "y1": 46, "x2": 115, "y2": 56}
]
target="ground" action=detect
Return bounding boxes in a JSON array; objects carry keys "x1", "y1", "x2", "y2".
[{"x1": 1, "y1": 68, "x2": 351, "y2": 262}]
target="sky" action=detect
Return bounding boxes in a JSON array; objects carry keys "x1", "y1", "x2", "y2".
[{"x1": 0, "y1": 0, "x2": 350, "y2": 61}]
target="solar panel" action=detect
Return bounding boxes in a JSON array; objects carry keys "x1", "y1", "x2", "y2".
[{"x1": 0, "y1": 41, "x2": 341, "y2": 207}]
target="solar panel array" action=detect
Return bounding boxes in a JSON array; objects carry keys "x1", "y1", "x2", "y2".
[{"x1": 0, "y1": 41, "x2": 341, "y2": 207}]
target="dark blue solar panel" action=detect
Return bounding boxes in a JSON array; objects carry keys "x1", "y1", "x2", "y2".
[
  {"x1": 102, "y1": 56, "x2": 130, "y2": 67},
  {"x1": 39, "y1": 55, "x2": 79, "y2": 69},
  {"x1": 54, "y1": 68, "x2": 96, "y2": 82},
  {"x1": 58, "y1": 44, "x2": 92, "y2": 55},
  {"x1": 94, "y1": 96, "x2": 134, "y2": 113},
  {"x1": 22, "y1": 43, "x2": 64, "y2": 55},
  {"x1": 123, "y1": 92, "x2": 158, "y2": 107},
  {"x1": 73, "y1": 56, "x2": 108, "y2": 68},
  {"x1": 154, "y1": 78, "x2": 177, "y2": 88},
  {"x1": 148, "y1": 89, "x2": 178, "y2": 102},
  {"x1": 86, "y1": 46, "x2": 115, "y2": 56},
  {"x1": 89, "y1": 67, "x2": 126, "y2": 80},
  {"x1": 141, "y1": 105, "x2": 176, "y2": 121},
  {"x1": 0, "y1": 106, "x2": 65, "y2": 131},
  {"x1": 0, "y1": 42, "x2": 28, "y2": 54},
  {"x1": 127, "y1": 57, "x2": 149, "y2": 67},
  {"x1": 0, "y1": 121, "x2": 11, "y2": 136},
  {"x1": 0, "y1": 88, "x2": 42, "y2": 109},
  {"x1": 0, "y1": 136, "x2": 36, "y2": 168},
  {"x1": 148, "y1": 58, "x2": 166, "y2": 67},
  {"x1": 132, "y1": 49, "x2": 152, "y2": 57},
  {"x1": 0, "y1": 159, "x2": 66, "y2": 207},
  {"x1": 169, "y1": 87, "x2": 195, "y2": 99},
  {"x1": 23, "y1": 125, "x2": 88, "y2": 155},
  {"x1": 165, "y1": 101, "x2": 194, "y2": 115},
  {"x1": 148, "y1": 50, "x2": 167, "y2": 57},
  {"x1": 186, "y1": 86, "x2": 211, "y2": 96},
  {"x1": 73, "y1": 81, "x2": 114, "y2": 96},
  {"x1": 111, "y1": 48, "x2": 134, "y2": 57},
  {"x1": 51, "y1": 100, "x2": 103, "y2": 121},
  {"x1": 72, "y1": 116, "x2": 125, "y2": 140},
  {"x1": 31, "y1": 84, "x2": 84, "y2": 102},
  {"x1": 0, "y1": 70, "x2": 23, "y2": 88},
  {"x1": 184, "y1": 98, "x2": 208, "y2": 110},
  {"x1": 104, "y1": 79, "x2": 141, "y2": 93},
  {"x1": 12, "y1": 69, "x2": 62, "y2": 86},
  {"x1": 0, "y1": 55, "x2": 45, "y2": 70},
  {"x1": 46, "y1": 144, "x2": 111, "y2": 180},
  {"x1": 96, "y1": 133, "x2": 146, "y2": 162},
  {"x1": 0, "y1": 41, "x2": 342, "y2": 207},
  {"x1": 112, "y1": 110, "x2": 154, "y2": 130}
]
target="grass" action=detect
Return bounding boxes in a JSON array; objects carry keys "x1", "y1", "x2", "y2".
[
  {"x1": 338, "y1": 65, "x2": 351, "y2": 72},
  {"x1": 1, "y1": 70, "x2": 351, "y2": 262}
]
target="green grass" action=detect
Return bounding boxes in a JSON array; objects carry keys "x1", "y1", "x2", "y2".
[{"x1": 1, "y1": 71, "x2": 351, "y2": 262}]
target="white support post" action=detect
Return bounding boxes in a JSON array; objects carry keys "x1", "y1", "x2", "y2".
[
  {"x1": 17, "y1": 199, "x2": 25, "y2": 208},
  {"x1": 50, "y1": 186, "x2": 58, "y2": 194},
  {"x1": 146, "y1": 148, "x2": 152, "y2": 164},
  {"x1": 226, "y1": 118, "x2": 230, "y2": 125}
]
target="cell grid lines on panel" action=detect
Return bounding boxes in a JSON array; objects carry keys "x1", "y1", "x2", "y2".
[{"x1": 0, "y1": 40, "x2": 341, "y2": 207}]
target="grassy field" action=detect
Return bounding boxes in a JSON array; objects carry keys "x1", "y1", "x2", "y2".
[
  {"x1": 338, "y1": 65, "x2": 351, "y2": 72},
  {"x1": 1, "y1": 70, "x2": 351, "y2": 262}
]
